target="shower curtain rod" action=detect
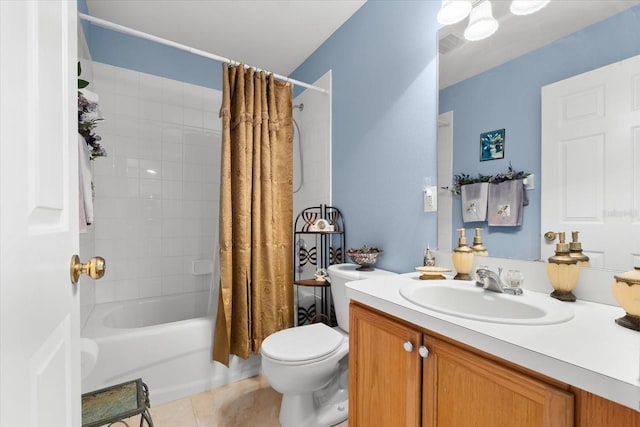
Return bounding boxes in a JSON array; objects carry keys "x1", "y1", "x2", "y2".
[{"x1": 77, "y1": 12, "x2": 329, "y2": 95}]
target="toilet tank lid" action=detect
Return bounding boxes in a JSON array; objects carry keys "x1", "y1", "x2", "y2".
[
  {"x1": 261, "y1": 323, "x2": 344, "y2": 362},
  {"x1": 327, "y1": 263, "x2": 397, "y2": 280}
]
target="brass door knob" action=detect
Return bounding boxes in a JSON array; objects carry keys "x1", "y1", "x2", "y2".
[
  {"x1": 70, "y1": 255, "x2": 106, "y2": 284},
  {"x1": 544, "y1": 231, "x2": 557, "y2": 242}
]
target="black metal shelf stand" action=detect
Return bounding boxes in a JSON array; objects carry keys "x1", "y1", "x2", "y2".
[{"x1": 293, "y1": 205, "x2": 345, "y2": 326}]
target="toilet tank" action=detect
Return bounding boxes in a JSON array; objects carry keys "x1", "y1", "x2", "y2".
[{"x1": 327, "y1": 263, "x2": 397, "y2": 332}]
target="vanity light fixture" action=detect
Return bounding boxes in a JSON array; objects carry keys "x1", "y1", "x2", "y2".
[
  {"x1": 437, "y1": 0, "x2": 551, "y2": 41},
  {"x1": 437, "y1": 0, "x2": 473, "y2": 26},
  {"x1": 464, "y1": 1, "x2": 499, "y2": 41},
  {"x1": 510, "y1": 0, "x2": 550, "y2": 16}
]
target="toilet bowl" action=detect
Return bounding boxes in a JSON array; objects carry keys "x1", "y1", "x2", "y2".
[{"x1": 261, "y1": 263, "x2": 397, "y2": 427}]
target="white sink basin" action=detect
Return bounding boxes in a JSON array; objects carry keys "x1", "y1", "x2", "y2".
[{"x1": 399, "y1": 280, "x2": 574, "y2": 325}]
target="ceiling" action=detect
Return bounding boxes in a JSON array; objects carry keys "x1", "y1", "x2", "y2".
[
  {"x1": 85, "y1": 0, "x2": 366, "y2": 77},
  {"x1": 84, "y1": 1, "x2": 640, "y2": 86},
  {"x1": 439, "y1": 0, "x2": 640, "y2": 88}
]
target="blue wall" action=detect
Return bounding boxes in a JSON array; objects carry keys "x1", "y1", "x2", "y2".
[
  {"x1": 79, "y1": 1, "x2": 638, "y2": 267},
  {"x1": 440, "y1": 5, "x2": 640, "y2": 260},
  {"x1": 291, "y1": 1, "x2": 440, "y2": 273},
  {"x1": 81, "y1": 0, "x2": 441, "y2": 273},
  {"x1": 79, "y1": 0, "x2": 222, "y2": 89}
]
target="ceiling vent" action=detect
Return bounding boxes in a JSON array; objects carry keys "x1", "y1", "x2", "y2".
[{"x1": 439, "y1": 33, "x2": 465, "y2": 55}]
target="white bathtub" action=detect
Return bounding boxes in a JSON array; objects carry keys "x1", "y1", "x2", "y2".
[{"x1": 81, "y1": 291, "x2": 261, "y2": 405}]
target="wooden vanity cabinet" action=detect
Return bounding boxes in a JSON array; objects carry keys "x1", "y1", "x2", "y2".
[
  {"x1": 350, "y1": 302, "x2": 638, "y2": 427},
  {"x1": 349, "y1": 301, "x2": 422, "y2": 426},
  {"x1": 571, "y1": 388, "x2": 640, "y2": 426},
  {"x1": 422, "y1": 334, "x2": 573, "y2": 426}
]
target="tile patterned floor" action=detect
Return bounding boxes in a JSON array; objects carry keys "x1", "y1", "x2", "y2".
[{"x1": 123, "y1": 375, "x2": 348, "y2": 427}]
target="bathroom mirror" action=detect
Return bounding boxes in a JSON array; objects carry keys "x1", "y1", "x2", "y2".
[{"x1": 438, "y1": 1, "x2": 640, "y2": 269}]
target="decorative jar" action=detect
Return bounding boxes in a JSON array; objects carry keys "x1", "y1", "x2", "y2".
[{"x1": 612, "y1": 267, "x2": 640, "y2": 331}]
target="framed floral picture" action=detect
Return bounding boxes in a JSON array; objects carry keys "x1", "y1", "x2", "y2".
[{"x1": 480, "y1": 128, "x2": 505, "y2": 161}]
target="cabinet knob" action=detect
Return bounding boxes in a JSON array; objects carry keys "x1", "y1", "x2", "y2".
[
  {"x1": 418, "y1": 345, "x2": 430, "y2": 358},
  {"x1": 403, "y1": 341, "x2": 414, "y2": 352}
]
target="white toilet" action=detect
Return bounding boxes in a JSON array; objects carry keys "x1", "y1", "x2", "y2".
[{"x1": 261, "y1": 263, "x2": 397, "y2": 427}]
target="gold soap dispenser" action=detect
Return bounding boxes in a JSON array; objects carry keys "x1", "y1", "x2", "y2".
[
  {"x1": 569, "y1": 231, "x2": 590, "y2": 267},
  {"x1": 452, "y1": 228, "x2": 474, "y2": 280},
  {"x1": 546, "y1": 232, "x2": 579, "y2": 302},
  {"x1": 471, "y1": 228, "x2": 488, "y2": 256}
]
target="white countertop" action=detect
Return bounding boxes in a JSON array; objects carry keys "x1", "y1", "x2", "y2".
[{"x1": 346, "y1": 273, "x2": 640, "y2": 412}]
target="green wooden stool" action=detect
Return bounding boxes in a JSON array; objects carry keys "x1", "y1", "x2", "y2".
[{"x1": 81, "y1": 378, "x2": 153, "y2": 427}]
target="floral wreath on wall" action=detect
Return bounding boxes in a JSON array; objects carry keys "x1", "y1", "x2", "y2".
[{"x1": 78, "y1": 62, "x2": 106, "y2": 159}]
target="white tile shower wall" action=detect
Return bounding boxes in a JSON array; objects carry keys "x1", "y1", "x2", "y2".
[
  {"x1": 79, "y1": 221, "x2": 96, "y2": 328},
  {"x1": 90, "y1": 62, "x2": 222, "y2": 304},
  {"x1": 292, "y1": 71, "x2": 333, "y2": 302},
  {"x1": 293, "y1": 71, "x2": 332, "y2": 217}
]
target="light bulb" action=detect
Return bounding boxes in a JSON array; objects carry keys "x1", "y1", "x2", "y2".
[
  {"x1": 437, "y1": 0, "x2": 473, "y2": 26},
  {"x1": 464, "y1": 1, "x2": 499, "y2": 41},
  {"x1": 510, "y1": 0, "x2": 550, "y2": 16}
]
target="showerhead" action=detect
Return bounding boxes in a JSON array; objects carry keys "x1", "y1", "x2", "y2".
[{"x1": 293, "y1": 103, "x2": 304, "y2": 112}]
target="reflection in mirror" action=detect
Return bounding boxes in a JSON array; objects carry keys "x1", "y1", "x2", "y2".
[{"x1": 438, "y1": 1, "x2": 640, "y2": 270}]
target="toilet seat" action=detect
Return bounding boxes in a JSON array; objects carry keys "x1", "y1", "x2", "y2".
[{"x1": 261, "y1": 323, "x2": 345, "y2": 364}]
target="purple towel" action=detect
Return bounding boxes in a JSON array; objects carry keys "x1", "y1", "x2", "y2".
[{"x1": 487, "y1": 179, "x2": 525, "y2": 226}]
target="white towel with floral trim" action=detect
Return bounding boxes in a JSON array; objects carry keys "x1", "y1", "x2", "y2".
[
  {"x1": 78, "y1": 133, "x2": 94, "y2": 231},
  {"x1": 461, "y1": 182, "x2": 488, "y2": 222},
  {"x1": 487, "y1": 179, "x2": 524, "y2": 226}
]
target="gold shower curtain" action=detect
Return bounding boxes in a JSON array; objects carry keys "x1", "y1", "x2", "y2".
[{"x1": 213, "y1": 64, "x2": 294, "y2": 366}]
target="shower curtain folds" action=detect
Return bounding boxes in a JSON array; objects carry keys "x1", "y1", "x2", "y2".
[{"x1": 213, "y1": 63, "x2": 294, "y2": 366}]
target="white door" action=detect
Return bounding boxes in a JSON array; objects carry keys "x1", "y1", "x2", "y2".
[
  {"x1": 1, "y1": 1, "x2": 80, "y2": 426},
  {"x1": 437, "y1": 111, "x2": 453, "y2": 252},
  {"x1": 541, "y1": 54, "x2": 640, "y2": 270}
]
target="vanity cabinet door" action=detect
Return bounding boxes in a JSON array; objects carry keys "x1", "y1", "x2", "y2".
[
  {"x1": 422, "y1": 335, "x2": 574, "y2": 427},
  {"x1": 349, "y1": 302, "x2": 423, "y2": 427},
  {"x1": 573, "y1": 388, "x2": 640, "y2": 426}
]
